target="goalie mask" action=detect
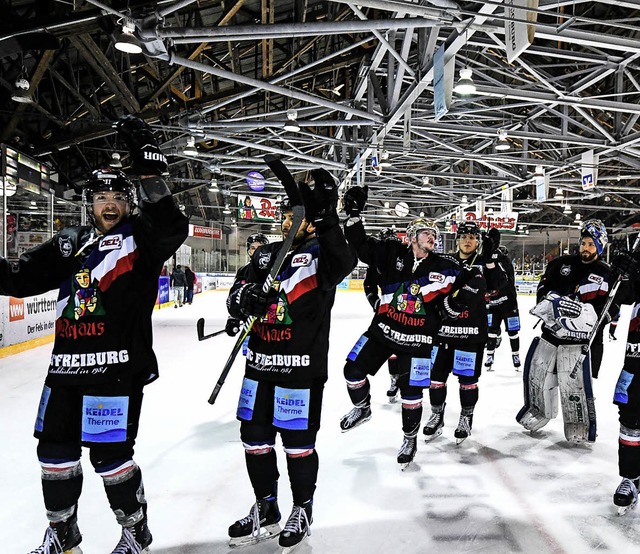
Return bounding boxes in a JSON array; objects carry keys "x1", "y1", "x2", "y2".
[
  {"x1": 580, "y1": 219, "x2": 608, "y2": 256},
  {"x1": 82, "y1": 169, "x2": 137, "y2": 228},
  {"x1": 406, "y1": 217, "x2": 439, "y2": 242}
]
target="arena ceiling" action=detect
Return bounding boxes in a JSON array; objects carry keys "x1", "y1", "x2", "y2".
[{"x1": 2, "y1": 0, "x2": 640, "y2": 238}]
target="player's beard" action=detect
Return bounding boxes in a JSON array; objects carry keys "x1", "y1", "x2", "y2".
[{"x1": 580, "y1": 250, "x2": 597, "y2": 263}]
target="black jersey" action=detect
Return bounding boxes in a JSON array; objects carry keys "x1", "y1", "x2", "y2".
[
  {"x1": 437, "y1": 253, "x2": 506, "y2": 345},
  {"x1": 228, "y1": 224, "x2": 355, "y2": 382},
  {"x1": 345, "y1": 220, "x2": 461, "y2": 352},
  {"x1": 537, "y1": 254, "x2": 615, "y2": 343},
  {"x1": 0, "y1": 192, "x2": 188, "y2": 385},
  {"x1": 487, "y1": 252, "x2": 518, "y2": 308}
]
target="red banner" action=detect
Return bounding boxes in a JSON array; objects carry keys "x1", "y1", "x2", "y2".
[{"x1": 189, "y1": 225, "x2": 222, "y2": 239}]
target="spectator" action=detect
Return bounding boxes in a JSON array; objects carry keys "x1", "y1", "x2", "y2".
[
  {"x1": 170, "y1": 264, "x2": 187, "y2": 308},
  {"x1": 184, "y1": 266, "x2": 196, "y2": 304}
]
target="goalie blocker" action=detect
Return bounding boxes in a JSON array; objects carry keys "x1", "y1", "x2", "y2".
[{"x1": 516, "y1": 293, "x2": 598, "y2": 443}]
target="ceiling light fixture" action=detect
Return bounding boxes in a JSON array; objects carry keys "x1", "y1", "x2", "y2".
[
  {"x1": 534, "y1": 165, "x2": 544, "y2": 176},
  {"x1": 209, "y1": 178, "x2": 219, "y2": 192},
  {"x1": 109, "y1": 153, "x2": 123, "y2": 168},
  {"x1": 114, "y1": 18, "x2": 143, "y2": 54},
  {"x1": 495, "y1": 130, "x2": 510, "y2": 151},
  {"x1": 284, "y1": 109, "x2": 300, "y2": 132},
  {"x1": 11, "y1": 77, "x2": 32, "y2": 104},
  {"x1": 554, "y1": 188, "x2": 564, "y2": 199},
  {"x1": 183, "y1": 136, "x2": 198, "y2": 156},
  {"x1": 563, "y1": 203, "x2": 572, "y2": 214},
  {"x1": 454, "y1": 67, "x2": 476, "y2": 95},
  {"x1": 222, "y1": 203, "x2": 231, "y2": 215}
]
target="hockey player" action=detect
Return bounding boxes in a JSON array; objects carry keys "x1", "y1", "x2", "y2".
[
  {"x1": 423, "y1": 221, "x2": 505, "y2": 444},
  {"x1": 363, "y1": 228, "x2": 401, "y2": 400},
  {"x1": 225, "y1": 232, "x2": 269, "y2": 338},
  {"x1": 1, "y1": 116, "x2": 189, "y2": 554},
  {"x1": 485, "y1": 245, "x2": 522, "y2": 371},
  {"x1": 338, "y1": 185, "x2": 469, "y2": 468},
  {"x1": 516, "y1": 219, "x2": 616, "y2": 443},
  {"x1": 225, "y1": 169, "x2": 355, "y2": 551},
  {"x1": 602, "y1": 247, "x2": 640, "y2": 513}
]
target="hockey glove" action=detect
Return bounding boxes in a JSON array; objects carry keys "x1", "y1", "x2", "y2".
[
  {"x1": 343, "y1": 186, "x2": 368, "y2": 218},
  {"x1": 551, "y1": 294, "x2": 582, "y2": 319},
  {"x1": 611, "y1": 249, "x2": 640, "y2": 280},
  {"x1": 114, "y1": 115, "x2": 168, "y2": 176},
  {"x1": 225, "y1": 317, "x2": 241, "y2": 337},
  {"x1": 299, "y1": 168, "x2": 339, "y2": 232},
  {"x1": 234, "y1": 283, "x2": 276, "y2": 318},
  {"x1": 481, "y1": 227, "x2": 501, "y2": 260},
  {"x1": 366, "y1": 292, "x2": 381, "y2": 312}
]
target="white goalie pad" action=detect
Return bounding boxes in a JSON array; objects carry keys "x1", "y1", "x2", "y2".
[
  {"x1": 530, "y1": 293, "x2": 597, "y2": 341},
  {"x1": 517, "y1": 337, "x2": 559, "y2": 432},
  {"x1": 556, "y1": 344, "x2": 596, "y2": 443}
]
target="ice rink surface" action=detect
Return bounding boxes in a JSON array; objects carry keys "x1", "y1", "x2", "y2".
[{"x1": 3, "y1": 290, "x2": 640, "y2": 553}]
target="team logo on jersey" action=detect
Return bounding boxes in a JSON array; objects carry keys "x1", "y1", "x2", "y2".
[
  {"x1": 260, "y1": 281, "x2": 292, "y2": 325},
  {"x1": 291, "y1": 253, "x2": 312, "y2": 267},
  {"x1": 61, "y1": 268, "x2": 105, "y2": 323},
  {"x1": 257, "y1": 251, "x2": 271, "y2": 270},
  {"x1": 560, "y1": 264, "x2": 571, "y2": 276},
  {"x1": 391, "y1": 282, "x2": 426, "y2": 315},
  {"x1": 396, "y1": 257, "x2": 404, "y2": 271},
  {"x1": 588, "y1": 273, "x2": 604, "y2": 285},
  {"x1": 99, "y1": 234, "x2": 122, "y2": 251},
  {"x1": 58, "y1": 236, "x2": 73, "y2": 258},
  {"x1": 429, "y1": 272, "x2": 445, "y2": 283}
]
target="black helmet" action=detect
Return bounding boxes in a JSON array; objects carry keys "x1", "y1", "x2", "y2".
[
  {"x1": 277, "y1": 198, "x2": 292, "y2": 221},
  {"x1": 497, "y1": 245, "x2": 509, "y2": 257},
  {"x1": 82, "y1": 169, "x2": 137, "y2": 226},
  {"x1": 246, "y1": 233, "x2": 268, "y2": 251},
  {"x1": 456, "y1": 220, "x2": 481, "y2": 239}
]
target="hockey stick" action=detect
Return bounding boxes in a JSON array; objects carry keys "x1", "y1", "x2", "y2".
[
  {"x1": 569, "y1": 233, "x2": 640, "y2": 379},
  {"x1": 207, "y1": 155, "x2": 305, "y2": 404},
  {"x1": 196, "y1": 318, "x2": 226, "y2": 341}
]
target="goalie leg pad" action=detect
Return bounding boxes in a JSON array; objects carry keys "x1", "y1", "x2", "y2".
[
  {"x1": 516, "y1": 337, "x2": 558, "y2": 431},
  {"x1": 556, "y1": 345, "x2": 596, "y2": 443}
]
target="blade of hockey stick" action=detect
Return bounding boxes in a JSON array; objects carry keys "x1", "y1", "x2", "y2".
[
  {"x1": 196, "y1": 318, "x2": 227, "y2": 341},
  {"x1": 208, "y1": 156, "x2": 305, "y2": 404},
  {"x1": 569, "y1": 233, "x2": 640, "y2": 379}
]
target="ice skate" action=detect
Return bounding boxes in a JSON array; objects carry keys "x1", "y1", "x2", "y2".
[
  {"x1": 484, "y1": 353, "x2": 494, "y2": 372},
  {"x1": 339, "y1": 403, "x2": 372, "y2": 432},
  {"x1": 229, "y1": 497, "x2": 281, "y2": 547},
  {"x1": 614, "y1": 478, "x2": 639, "y2": 516},
  {"x1": 29, "y1": 515, "x2": 83, "y2": 554},
  {"x1": 279, "y1": 501, "x2": 312, "y2": 553},
  {"x1": 454, "y1": 411, "x2": 473, "y2": 445},
  {"x1": 386, "y1": 375, "x2": 399, "y2": 401},
  {"x1": 512, "y1": 352, "x2": 521, "y2": 370},
  {"x1": 609, "y1": 332, "x2": 617, "y2": 341},
  {"x1": 110, "y1": 518, "x2": 152, "y2": 554},
  {"x1": 397, "y1": 434, "x2": 417, "y2": 470},
  {"x1": 423, "y1": 405, "x2": 445, "y2": 442}
]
